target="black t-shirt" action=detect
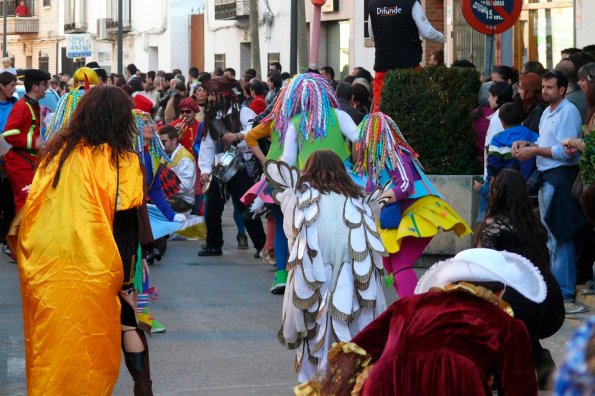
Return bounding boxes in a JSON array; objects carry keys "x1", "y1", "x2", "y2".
[{"x1": 369, "y1": 0, "x2": 422, "y2": 71}]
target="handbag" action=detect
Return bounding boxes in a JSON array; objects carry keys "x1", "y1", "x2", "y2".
[{"x1": 379, "y1": 202, "x2": 401, "y2": 230}]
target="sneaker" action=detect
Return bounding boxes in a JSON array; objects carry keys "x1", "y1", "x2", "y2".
[
  {"x1": 198, "y1": 246, "x2": 223, "y2": 256},
  {"x1": 564, "y1": 300, "x2": 588, "y2": 314},
  {"x1": 237, "y1": 234, "x2": 249, "y2": 250},
  {"x1": 254, "y1": 249, "x2": 262, "y2": 259},
  {"x1": 150, "y1": 319, "x2": 167, "y2": 333},
  {"x1": 262, "y1": 249, "x2": 275, "y2": 266},
  {"x1": 137, "y1": 311, "x2": 153, "y2": 333},
  {"x1": 270, "y1": 270, "x2": 287, "y2": 294},
  {"x1": 2, "y1": 244, "x2": 15, "y2": 262}
]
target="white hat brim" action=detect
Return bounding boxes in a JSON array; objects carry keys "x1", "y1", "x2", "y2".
[{"x1": 415, "y1": 248, "x2": 547, "y2": 303}]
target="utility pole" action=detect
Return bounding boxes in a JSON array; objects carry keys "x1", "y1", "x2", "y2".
[
  {"x1": 117, "y1": 0, "x2": 123, "y2": 74},
  {"x1": 290, "y1": 0, "x2": 297, "y2": 74},
  {"x1": 297, "y1": 0, "x2": 309, "y2": 72},
  {"x1": 3, "y1": 0, "x2": 7, "y2": 58},
  {"x1": 249, "y1": 0, "x2": 261, "y2": 77}
]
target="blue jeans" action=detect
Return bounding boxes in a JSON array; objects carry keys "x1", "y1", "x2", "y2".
[
  {"x1": 232, "y1": 199, "x2": 246, "y2": 235},
  {"x1": 476, "y1": 181, "x2": 490, "y2": 223},
  {"x1": 273, "y1": 205, "x2": 288, "y2": 272},
  {"x1": 539, "y1": 181, "x2": 576, "y2": 300}
]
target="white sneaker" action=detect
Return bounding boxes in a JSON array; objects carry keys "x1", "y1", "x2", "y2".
[{"x1": 564, "y1": 301, "x2": 588, "y2": 314}]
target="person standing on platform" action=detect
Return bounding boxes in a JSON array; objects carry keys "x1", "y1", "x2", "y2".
[{"x1": 368, "y1": 0, "x2": 446, "y2": 112}]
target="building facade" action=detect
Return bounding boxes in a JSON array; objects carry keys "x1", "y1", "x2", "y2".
[
  {"x1": 2, "y1": 0, "x2": 60, "y2": 74},
  {"x1": 59, "y1": 0, "x2": 203, "y2": 75},
  {"x1": 2, "y1": 0, "x2": 593, "y2": 78},
  {"x1": 3, "y1": 0, "x2": 205, "y2": 75},
  {"x1": 203, "y1": 0, "x2": 594, "y2": 80}
]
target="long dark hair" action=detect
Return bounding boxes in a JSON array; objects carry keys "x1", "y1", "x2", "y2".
[
  {"x1": 299, "y1": 150, "x2": 364, "y2": 198},
  {"x1": 578, "y1": 63, "x2": 595, "y2": 125},
  {"x1": 39, "y1": 86, "x2": 136, "y2": 187},
  {"x1": 203, "y1": 94, "x2": 241, "y2": 140},
  {"x1": 488, "y1": 81, "x2": 513, "y2": 110},
  {"x1": 475, "y1": 169, "x2": 549, "y2": 266}
]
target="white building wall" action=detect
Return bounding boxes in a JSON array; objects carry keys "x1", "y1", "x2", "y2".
[
  {"x1": 62, "y1": 0, "x2": 202, "y2": 75},
  {"x1": 576, "y1": 0, "x2": 595, "y2": 48},
  {"x1": 202, "y1": 0, "x2": 255, "y2": 75},
  {"x1": 203, "y1": 1, "x2": 375, "y2": 78},
  {"x1": 6, "y1": 0, "x2": 60, "y2": 73},
  {"x1": 351, "y1": 3, "x2": 375, "y2": 73}
]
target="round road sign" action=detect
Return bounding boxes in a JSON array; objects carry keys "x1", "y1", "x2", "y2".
[{"x1": 462, "y1": 0, "x2": 522, "y2": 35}]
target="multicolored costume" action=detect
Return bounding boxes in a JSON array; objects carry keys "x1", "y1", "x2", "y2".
[
  {"x1": 17, "y1": 145, "x2": 144, "y2": 394},
  {"x1": 354, "y1": 113, "x2": 471, "y2": 297},
  {"x1": 265, "y1": 160, "x2": 387, "y2": 382},
  {"x1": 262, "y1": 73, "x2": 357, "y2": 169},
  {"x1": 245, "y1": 73, "x2": 359, "y2": 292}
]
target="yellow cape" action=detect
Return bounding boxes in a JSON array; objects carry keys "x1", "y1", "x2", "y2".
[{"x1": 17, "y1": 144, "x2": 144, "y2": 395}]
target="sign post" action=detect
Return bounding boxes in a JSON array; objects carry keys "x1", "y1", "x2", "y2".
[
  {"x1": 66, "y1": 33, "x2": 93, "y2": 59},
  {"x1": 461, "y1": 0, "x2": 522, "y2": 77},
  {"x1": 309, "y1": 0, "x2": 327, "y2": 71}
]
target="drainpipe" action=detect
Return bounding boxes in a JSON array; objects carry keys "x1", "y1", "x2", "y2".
[
  {"x1": 3, "y1": 1, "x2": 7, "y2": 57},
  {"x1": 117, "y1": 0, "x2": 123, "y2": 74}
]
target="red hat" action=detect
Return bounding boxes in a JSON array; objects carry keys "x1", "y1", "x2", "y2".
[
  {"x1": 179, "y1": 97, "x2": 199, "y2": 112},
  {"x1": 133, "y1": 93, "x2": 154, "y2": 114}
]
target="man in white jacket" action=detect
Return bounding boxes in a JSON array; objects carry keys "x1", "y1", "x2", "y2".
[{"x1": 159, "y1": 125, "x2": 197, "y2": 213}]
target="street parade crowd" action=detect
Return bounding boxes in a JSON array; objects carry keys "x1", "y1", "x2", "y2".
[{"x1": 1, "y1": 0, "x2": 595, "y2": 395}]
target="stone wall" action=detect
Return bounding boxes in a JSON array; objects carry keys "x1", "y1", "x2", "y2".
[{"x1": 423, "y1": 175, "x2": 479, "y2": 256}]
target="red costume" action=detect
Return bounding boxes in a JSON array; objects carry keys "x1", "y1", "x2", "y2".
[
  {"x1": 3, "y1": 96, "x2": 41, "y2": 211},
  {"x1": 352, "y1": 291, "x2": 537, "y2": 396},
  {"x1": 249, "y1": 95, "x2": 267, "y2": 115},
  {"x1": 15, "y1": 5, "x2": 30, "y2": 17},
  {"x1": 170, "y1": 118, "x2": 199, "y2": 156}
]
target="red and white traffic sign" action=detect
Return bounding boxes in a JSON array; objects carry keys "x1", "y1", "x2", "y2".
[{"x1": 462, "y1": 0, "x2": 522, "y2": 35}]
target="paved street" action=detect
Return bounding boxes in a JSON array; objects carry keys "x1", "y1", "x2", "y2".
[{"x1": 0, "y1": 211, "x2": 592, "y2": 395}]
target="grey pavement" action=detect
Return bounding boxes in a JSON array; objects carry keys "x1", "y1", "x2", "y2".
[{"x1": 0, "y1": 210, "x2": 592, "y2": 395}]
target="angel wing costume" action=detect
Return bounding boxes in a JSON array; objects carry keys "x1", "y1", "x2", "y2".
[{"x1": 264, "y1": 161, "x2": 388, "y2": 382}]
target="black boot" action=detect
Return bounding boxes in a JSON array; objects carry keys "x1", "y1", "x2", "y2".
[
  {"x1": 534, "y1": 347, "x2": 555, "y2": 390},
  {"x1": 123, "y1": 329, "x2": 153, "y2": 396}
]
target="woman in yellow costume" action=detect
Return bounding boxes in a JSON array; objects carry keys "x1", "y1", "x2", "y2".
[
  {"x1": 354, "y1": 112, "x2": 472, "y2": 298},
  {"x1": 16, "y1": 86, "x2": 144, "y2": 395}
]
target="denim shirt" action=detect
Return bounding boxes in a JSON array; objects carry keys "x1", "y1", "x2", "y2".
[{"x1": 536, "y1": 98, "x2": 582, "y2": 171}]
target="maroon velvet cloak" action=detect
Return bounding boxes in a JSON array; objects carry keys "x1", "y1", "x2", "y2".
[{"x1": 353, "y1": 291, "x2": 538, "y2": 396}]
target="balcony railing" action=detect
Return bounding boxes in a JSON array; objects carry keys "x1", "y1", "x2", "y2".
[
  {"x1": 0, "y1": 0, "x2": 38, "y2": 34},
  {"x1": 105, "y1": 19, "x2": 132, "y2": 33},
  {"x1": 214, "y1": 0, "x2": 249, "y2": 20},
  {"x1": 64, "y1": 21, "x2": 88, "y2": 34},
  {"x1": 0, "y1": 0, "x2": 35, "y2": 17}
]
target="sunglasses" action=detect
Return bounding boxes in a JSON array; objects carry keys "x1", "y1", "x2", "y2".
[{"x1": 180, "y1": 109, "x2": 193, "y2": 114}]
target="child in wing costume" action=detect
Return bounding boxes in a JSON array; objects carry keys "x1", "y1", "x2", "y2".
[
  {"x1": 354, "y1": 113, "x2": 472, "y2": 298},
  {"x1": 265, "y1": 150, "x2": 387, "y2": 382}
]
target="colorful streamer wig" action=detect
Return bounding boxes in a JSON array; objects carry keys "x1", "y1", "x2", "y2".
[
  {"x1": 132, "y1": 109, "x2": 170, "y2": 179},
  {"x1": 260, "y1": 72, "x2": 339, "y2": 146},
  {"x1": 43, "y1": 87, "x2": 85, "y2": 141},
  {"x1": 354, "y1": 112, "x2": 421, "y2": 188}
]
